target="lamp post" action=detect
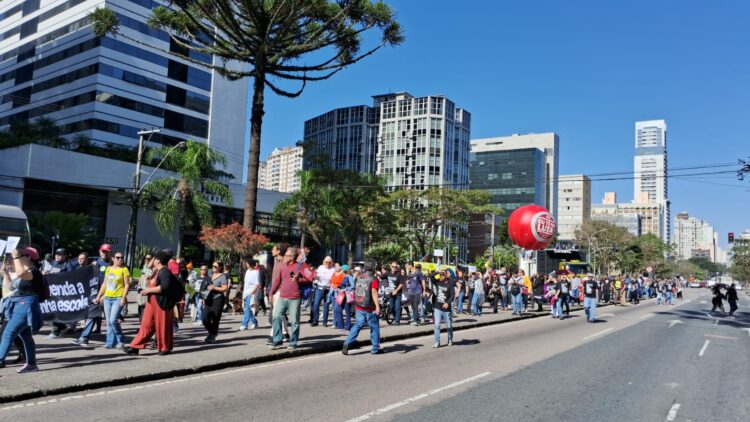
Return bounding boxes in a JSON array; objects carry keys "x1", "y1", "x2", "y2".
[{"x1": 581, "y1": 229, "x2": 607, "y2": 274}]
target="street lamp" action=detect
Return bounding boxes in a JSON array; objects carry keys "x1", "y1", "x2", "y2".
[{"x1": 581, "y1": 229, "x2": 607, "y2": 275}]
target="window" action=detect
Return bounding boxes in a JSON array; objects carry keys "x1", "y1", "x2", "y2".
[
  {"x1": 382, "y1": 101, "x2": 396, "y2": 119},
  {"x1": 415, "y1": 97, "x2": 428, "y2": 115}
]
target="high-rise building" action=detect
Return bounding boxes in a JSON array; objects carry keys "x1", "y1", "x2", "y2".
[
  {"x1": 634, "y1": 120, "x2": 670, "y2": 241},
  {"x1": 557, "y1": 175, "x2": 591, "y2": 241},
  {"x1": 470, "y1": 133, "x2": 559, "y2": 217},
  {"x1": 673, "y1": 212, "x2": 717, "y2": 261},
  {"x1": 261, "y1": 146, "x2": 303, "y2": 193},
  {"x1": 258, "y1": 161, "x2": 267, "y2": 189}
]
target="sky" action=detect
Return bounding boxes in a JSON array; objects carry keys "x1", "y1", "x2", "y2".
[{"x1": 253, "y1": 0, "x2": 750, "y2": 248}]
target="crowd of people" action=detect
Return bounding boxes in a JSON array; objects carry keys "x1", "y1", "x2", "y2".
[{"x1": 0, "y1": 241, "x2": 743, "y2": 374}]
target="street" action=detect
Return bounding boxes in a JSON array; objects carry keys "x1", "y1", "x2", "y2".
[{"x1": 1, "y1": 289, "x2": 747, "y2": 422}]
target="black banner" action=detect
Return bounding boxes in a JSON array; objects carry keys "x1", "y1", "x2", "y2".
[{"x1": 40, "y1": 265, "x2": 99, "y2": 323}]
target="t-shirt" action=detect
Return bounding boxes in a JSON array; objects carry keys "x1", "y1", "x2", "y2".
[
  {"x1": 557, "y1": 281, "x2": 569, "y2": 295},
  {"x1": 331, "y1": 271, "x2": 345, "y2": 289},
  {"x1": 104, "y1": 266, "x2": 130, "y2": 298},
  {"x1": 584, "y1": 280, "x2": 599, "y2": 298},
  {"x1": 15, "y1": 269, "x2": 44, "y2": 298},
  {"x1": 96, "y1": 257, "x2": 111, "y2": 283},
  {"x1": 406, "y1": 271, "x2": 423, "y2": 295},
  {"x1": 209, "y1": 273, "x2": 228, "y2": 299},
  {"x1": 243, "y1": 269, "x2": 259, "y2": 298},
  {"x1": 432, "y1": 279, "x2": 456, "y2": 309},
  {"x1": 316, "y1": 265, "x2": 335, "y2": 288},
  {"x1": 473, "y1": 278, "x2": 484, "y2": 292},
  {"x1": 386, "y1": 271, "x2": 404, "y2": 293},
  {"x1": 499, "y1": 275, "x2": 508, "y2": 286}
]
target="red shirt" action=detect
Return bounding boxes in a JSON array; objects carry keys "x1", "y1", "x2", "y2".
[
  {"x1": 355, "y1": 278, "x2": 379, "y2": 312},
  {"x1": 270, "y1": 262, "x2": 313, "y2": 299}
]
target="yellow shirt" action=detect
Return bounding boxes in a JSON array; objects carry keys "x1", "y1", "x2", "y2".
[
  {"x1": 523, "y1": 276, "x2": 532, "y2": 292},
  {"x1": 104, "y1": 266, "x2": 130, "y2": 298}
]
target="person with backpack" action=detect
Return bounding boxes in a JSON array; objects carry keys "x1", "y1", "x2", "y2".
[
  {"x1": 94, "y1": 250, "x2": 131, "y2": 349},
  {"x1": 582, "y1": 275, "x2": 599, "y2": 323},
  {"x1": 555, "y1": 276, "x2": 571, "y2": 319},
  {"x1": 342, "y1": 259, "x2": 382, "y2": 355},
  {"x1": 0, "y1": 247, "x2": 44, "y2": 373},
  {"x1": 124, "y1": 250, "x2": 181, "y2": 356}
]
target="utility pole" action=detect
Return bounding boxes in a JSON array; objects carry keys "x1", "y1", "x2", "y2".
[
  {"x1": 125, "y1": 129, "x2": 160, "y2": 270},
  {"x1": 489, "y1": 212, "x2": 496, "y2": 269}
]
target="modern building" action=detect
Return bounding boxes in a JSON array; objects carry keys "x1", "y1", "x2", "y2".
[
  {"x1": 0, "y1": 1, "x2": 295, "y2": 254},
  {"x1": 258, "y1": 161, "x2": 267, "y2": 189},
  {"x1": 470, "y1": 133, "x2": 559, "y2": 217},
  {"x1": 634, "y1": 120, "x2": 670, "y2": 241},
  {"x1": 673, "y1": 212, "x2": 717, "y2": 261},
  {"x1": 592, "y1": 196, "x2": 642, "y2": 237},
  {"x1": 303, "y1": 104, "x2": 379, "y2": 173},
  {"x1": 557, "y1": 175, "x2": 591, "y2": 241},
  {"x1": 260, "y1": 146, "x2": 303, "y2": 193}
]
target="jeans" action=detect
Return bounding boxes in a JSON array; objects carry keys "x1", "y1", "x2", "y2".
[
  {"x1": 433, "y1": 308, "x2": 453, "y2": 344},
  {"x1": 311, "y1": 287, "x2": 331, "y2": 325},
  {"x1": 388, "y1": 294, "x2": 402, "y2": 325},
  {"x1": 272, "y1": 298, "x2": 301, "y2": 347},
  {"x1": 556, "y1": 295, "x2": 570, "y2": 317},
  {"x1": 103, "y1": 297, "x2": 124, "y2": 347},
  {"x1": 0, "y1": 297, "x2": 37, "y2": 365},
  {"x1": 457, "y1": 290, "x2": 466, "y2": 313},
  {"x1": 511, "y1": 293, "x2": 523, "y2": 314},
  {"x1": 500, "y1": 286, "x2": 508, "y2": 309},
  {"x1": 583, "y1": 297, "x2": 597, "y2": 321},
  {"x1": 194, "y1": 295, "x2": 203, "y2": 321},
  {"x1": 471, "y1": 293, "x2": 484, "y2": 315},
  {"x1": 241, "y1": 295, "x2": 258, "y2": 328},
  {"x1": 666, "y1": 292, "x2": 673, "y2": 305},
  {"x1": 345, "y1": 310, "x2": 380, "y2": 353},
  {"x1": 78, "y1": 316, "x2": 102, "y2": 341},
  {"x1": 408, "y1": 294, "x2": 423, "y2": 322}
]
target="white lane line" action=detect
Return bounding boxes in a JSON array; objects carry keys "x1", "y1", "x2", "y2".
[
  {"x1": 599, "y1": 313, "x2": 614, "y2": 318},
  {"x1": 698, "y1": 340, "x2": 710, "y2": 357},
  {"x1": 640, "y1": 313, "x2": 654, "y2": 320},
  {"x1": 346, "y1": 372, "x2": 491, "y2": 422},
  {"x1": 582, "y1": 328, "x2": 613, "y2": 341},
  {"x1": 665, "y1": 403, "x2": 681, "y2": 421},
  {"x1": 700, "y1": 300, "x2": 707, "y2": 304}
]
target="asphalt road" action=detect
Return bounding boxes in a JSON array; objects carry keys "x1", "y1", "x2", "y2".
[{"x1": 2, "y1": 289, "x2": 747, "y2": 422}]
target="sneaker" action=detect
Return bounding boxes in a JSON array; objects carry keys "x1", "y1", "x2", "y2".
[
  {"x1": 71, "y1": 338, "x2": 89, "y2": 346},
  {"x1": 266, "y1": 337, "x2": 273, "y2": 345},
  {"x1": 283, "y1": 333, "x2": 290, "y2": 342},
  {"x1": 16, "y1": 364, "x2": 39, "y2": 374},
  {"x1": 433, "y1": 342, "x2": 440, "y2": 348},
  {"x1": 249, "y1": 324, "x2": 257, "y2": 329},
  {"x1": 123, "y1": 347, "x2": 139, "y2": 356},
  {"x1": 371, "y1": 349, "x2": 384, "y2": 355},
  {"x1": 115, "y1": 343, "x2": 125, "y2": 350},
  {"x1": 268, "y1": 343, "x2": 283, "y2": 350},
  {"x1": 447, "y1": 340, "x2": 453, "y2": 347},
  {"x1": 47, "y1": 333, "x2": 60, "y2": 339},
  {"x1": 238, "y1": 326, "x2": 247, "y2": 331},
  {"x1": 286, "y1": 345, "x2": 297, "y2": 351},
  {"x1": 205, "y1": 336, "x2": 216, "y2": 344},
  {"x1": 342, "y1": 344, "x2": 349, "y2": 355}
]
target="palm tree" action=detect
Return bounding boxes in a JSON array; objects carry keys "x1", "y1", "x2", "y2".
[
  {"x1": 140, "y1": 141, "x2": 232, "y2": 258},
  {"x1": 28, "y1": 211, "x2": 99, "y2": 255}
]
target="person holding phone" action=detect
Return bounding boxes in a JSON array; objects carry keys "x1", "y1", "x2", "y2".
[{"x1": 268, "y1": 247, "x2": 313, "y2": 351}]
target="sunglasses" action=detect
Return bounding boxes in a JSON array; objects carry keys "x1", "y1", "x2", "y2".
[
  {"x1": 114, "y1": 256, "x2": 124, "y2": 259},
  {"x1": 212, "y1": 265, "x2": 219, "y2": 268}
]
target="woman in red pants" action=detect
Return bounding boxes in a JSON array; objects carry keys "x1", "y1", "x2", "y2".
[{"x1": 124, "y1": 250, "x2": 178, "y2": 356}]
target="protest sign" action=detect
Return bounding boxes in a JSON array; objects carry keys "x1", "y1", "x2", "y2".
[{"x1": 40, "y1": 265, "x2": 98, "y2": 323}]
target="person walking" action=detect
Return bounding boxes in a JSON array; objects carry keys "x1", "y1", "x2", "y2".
[
  {"x1": 498, "y1": 267, "x2": 509, "y2": 310},
  {"x1": 203, "y1": 261, "x2": 229, "y2": 343},
  {"x1": 405, "y1": 262, "x2": 424, "y2": 325},
  {"x1": 311, "y1": 257, "x2": 335, "y2": 327},
  {"x1": 71, "y1": 254, "x2": 105, "y2": 346},
  {"x1": 124, "y1": 250, "x2": 179, "y2": 356},
  {"x1": 471, "y1": 272, "x2": 485, "y2": 316},
  {"x1": 582, "y1": 275, "x2": 599, "y2": 323},
  {"x1": 342, "y1": 259, "x2": 382, "y2": 355},
  {"x1": 385, "y1": 262, "x2": 405, "y2": 325},
  {"x1": 266, "y1": 243, "x2": 290, "y2": 345},
  {"x1": 432, "y1": 269, "x2": 456, "y2": 348},
  {"x1": 532, "y1": 272, "x2": 545, "y2": 312},
  {"x1": 556, "y1": 276, "x2": 571, "y2": 319},
  {"x1": 269, "y1": 247, "x2": 314, "y2": 350},
  {"x1": 136, "y1": 254, "x2": 153, "y2": 322},
  {"x1": 709, "y1": 284, "x2": 726, "y2": 314},
  {"x1": 726, "y1": 282, "x2": 739, "y2": 318},
  {"x1": 45, "y1": 248, "x2": 75, "y2": 339},
  {"x1": 94, "y1": 251, "x2": 130, "y2": 349},
  {"x1": 239, "y1": 259, "x2": 260, "y2": 331},
  {"x1": 509, "y1": 271, "x2": 524, "y2": 316}
]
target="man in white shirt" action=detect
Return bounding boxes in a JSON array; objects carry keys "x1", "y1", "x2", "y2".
[
  {"x1": 312, "y1": 256, "x2": 335, "y2": 327},
  {"x1": 239, "y1": 259, "x2": 260, "y2": 330}
]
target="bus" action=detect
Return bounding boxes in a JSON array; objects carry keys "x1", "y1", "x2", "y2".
[{"x1": 0, "y1": 204, "x2": 32, "y2": 249}]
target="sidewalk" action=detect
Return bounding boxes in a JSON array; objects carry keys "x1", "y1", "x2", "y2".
[{"x1": 0, "y1": 295, "x2": 596, "y2": 403}]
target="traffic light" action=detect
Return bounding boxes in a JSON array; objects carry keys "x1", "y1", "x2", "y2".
[{"x1": 728, "y1": 232, "x2": 734, "y2": 243}]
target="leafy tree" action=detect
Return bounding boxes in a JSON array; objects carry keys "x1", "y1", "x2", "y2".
[
  {"x1": 688, "y1": 257, "x2": 726, "y2": 275},
  {"x1": 199, "y1": 222, "x2": 269, "y2": 266},
  {"x1": 730, "y1": 239, "x2": 750, "y2": 282},
  {"x1": 90, "y1": 0, "x2": 404, "y2": 231},
  {"x1": 473, "y1": 244, "x2": 518, "y2": 272},
  {"x1": 140, "y1": 141, "x2": 232, "y2": 258},
  {"x1": 674, "y1": 260, "x2": 707, "y2": 280},
  {"x1": 365, "y1": 242, "x2": 408, "y2": 268},
  {"x1": 28, "y1": 211, "x2": 99, "y2": 256},
  {"x1": 0, "y1": 117, "x2": 64, "y2": 149}
]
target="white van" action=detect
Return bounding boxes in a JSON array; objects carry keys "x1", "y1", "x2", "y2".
[{"x1": 0, "y1": 204, "x2": 32, "y2": 248}]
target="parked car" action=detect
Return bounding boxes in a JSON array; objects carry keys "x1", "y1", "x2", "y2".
[
  {"x1": 698, "y1": 281, "x2": 706, "y2": 288},
  {"x1": 689, "y1": 281, "x2": 701, "y2": 288}
]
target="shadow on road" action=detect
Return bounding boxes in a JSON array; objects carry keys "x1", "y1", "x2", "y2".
[
  {"x1": 388, "y1": 343, "x2": 425, "y2": 354},
  {"x1": 451, "y1": 338, "x2": 481, "y2": 346}
]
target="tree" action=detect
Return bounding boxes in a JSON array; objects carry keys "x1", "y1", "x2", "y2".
[
  {"x1": 473, "y1": 244, "x2": 518, "y2": 272},
  {"x1": 140, "y1": 141, "x2": 232, "y2": 258},
  {"x1": 365, "y1": 242, "x2": 408, "y2": 268},
  {"x1": 0, "y1": 117, "x2": 64, "y2": 150},
  {"x1": 688, "y1": 257, "x2": 726, "y2": 276},
  {"x1": 199, "y1": 222, "x2": 269, "y2": 266},
  {"x1": 730, "y1": 239, "x2": 750, "y2": 282},
  {"x1": 28, "y1": 211, "x2": 99, "y2": 256},
  {"x1": 91, "y1": 0, "x2": 404, "y2": 231}
]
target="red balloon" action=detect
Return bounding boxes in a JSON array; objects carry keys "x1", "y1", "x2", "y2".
[{"x1": 507, "y1": 205, "x2": 557, "y2": 250}]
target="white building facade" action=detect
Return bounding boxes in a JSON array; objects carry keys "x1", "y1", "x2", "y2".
[
  {"x1": 557, "y1": 174, "x2": 591, "y2": 240},
  {"x1": 261, "y1": 146, "x2": 303, "y2": 193},
  {"x1": 634, "y1": 120, "x2": 670, "y2": 241},
  {"x1": 673, "y1": 212, "x2": 717, "y2": 261}
]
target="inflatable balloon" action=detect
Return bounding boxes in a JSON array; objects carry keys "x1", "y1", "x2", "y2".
[{"x1": 507, "y1": 205, "x2": 557, "y2": 250}]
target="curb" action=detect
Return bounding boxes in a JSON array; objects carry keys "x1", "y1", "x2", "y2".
[{"x1": 0, "y1": 301, "x2": 614, "y2": 404}]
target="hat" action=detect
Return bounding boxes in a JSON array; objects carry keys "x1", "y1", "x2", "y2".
[
  {"x1": 100, "y1": 243, "x2": 112, "y2": 252},
  {"x1": 341, "y1": 264, "x2": 350, "y2": 271},
  {"x1": 20, "y1": 246, "x2": 40, "y2": 261},
  {"x1": 55, "y1": 248, "x2": 67, "y2": 255},
  {"x1": 354, "y1": 266, "x2": 362, "y2": 272}
]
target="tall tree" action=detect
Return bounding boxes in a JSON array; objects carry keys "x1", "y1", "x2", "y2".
[
  {"x1": 730, "y1": 239, "x2": 750, "y2": 282},
  {"x1": 91, "y1": 1, "x2": 404, "y2": 231},
  {"x1": 28, "y1": 211, "x2": 99, "y2": 256},
  {"x1": 140, "y1": 141, "x2": 232, "y2": 258}
]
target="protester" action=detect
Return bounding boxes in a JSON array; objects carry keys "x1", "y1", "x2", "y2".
[
  {"x1": 726, "y1": 282, "x2": 739, "y2": 318},
  {"x1": 709, "y1": 284, "x2": 725, "y2": 314},
  {"x1": 384, "y1": 261, "x2": 405, "y2": 325},
  {"x1": 432, "y1": 269, "x2": 456, "y2": 348},
  {"x1": 520, "y1": 269, "x2": 532, "y2": 311},
  {"x1": 93, "y1": 251, "x2": 130, "y2": 349},
  {"x1": 342, "y1": 259, "x2": 382, "y2": 355},
  {"x1": 0, "y1": 260, "x2": 30, "y2": 365},
  {"x1": 256, "y1": 264, "x2": 270, "y2": 316},
  {"x1": 498, "y1": 267, "x2": 509, "y2": 310},
  {"x1": 125, "y1": 250, "x2": 178, "y2": 356},
  {"x1": 488, "y1": 272, "x2": 501, "y2": 313},
  {"x1": 331, "y1": 263, "x2": 345, "y2": 329},
  {"x1": 455, "y1": 269, "x2": 467, "y2": 314},
  {"x1": 239, "y1": 259, "x2": 260, "y2": 331},
  {"x1": 71, "y1": 252, "x2": 89, "y2": 270},
  {"x1": 136, "y1": 254, "x2": 154, "y2": 322},
  {"x1": 0, "y1": 247, "x2": 43, "y2": 373},
  {"x1": 582, "y1": 275, "x2": 599, "y2": 323},
  {"x1": 266, "y1": 243, "x2": 290, "y2": 345},
  {"x1": 191, "y1": 265, "x2": 210, "y2": 324},
  {"x1": 405, "y1": 262, "x2": 424, "y2": 325},
  {"x1": 555, "y1": 276, "x2": 571, "y2": 319},
  {"x1": 336, "y1": 265, "x2": 354, "y2": 331},
  {"x1": 311, "y1": 256, "x2": 335, "y2": 327},
  {"x1": 509, "y1": 271, "x2": 524, "y2": 316},
  {"x1": 532, "y1": 272, "x2": 545, "y2": 312},
  {"x1": 471, "y1": 271, "x2": 485, "y2": 316},
  {"x1": 46, "y1": 248, "x2": 75, "y2": 339},
  {"x1": 269, "y1": 247, "x2": 313, "y2": 350},
  {"x1": 71, "y1": 255, "x2": 104, "y2": 346},
  {"x1": 203, "y1": 261, "x2": 229, "y2": 343}
]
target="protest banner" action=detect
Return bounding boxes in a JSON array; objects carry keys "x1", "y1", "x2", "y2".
[{"x1": 40, "y1": 265, "x2": 99, "y2": 323}]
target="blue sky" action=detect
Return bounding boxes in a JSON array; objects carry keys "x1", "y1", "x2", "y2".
[{"x1": 254, "y1": 0, "x2": 750, "y2": 248}]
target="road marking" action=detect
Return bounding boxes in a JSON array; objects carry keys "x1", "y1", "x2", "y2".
[
  {"x1": 345, "y1": 372, "x2": 492, "y2": 421},
  {"x1": 667, "y1": 320, "x2": 683, "y2": 328},
  {"x1": 582, "y1": 328, "x2": 613, "y2": 341},
  {"x1": 700, "y1": 300, "x2": 707, "y2": 304},
  {"x1": 713, "y1": 319, "x2": 719, "y2": 326},
  {"x1": 640, "y1": 313, "x2": 654, "y2": 320},
  {"x1": 664, "y1": 382, "x2": 680, "y2": 389},
  {"x1": 743, "y1": 328, "x2": 750, "y2": 337},
  {"x1": 698, "y1": 340, "x2": 710, "y2": 357},
  {"x1": 705, "y1": 334, "x2": 737, "y2": 341},
  {"x1": 665, "y1": 403, "x2": 681, "y2": 421}
]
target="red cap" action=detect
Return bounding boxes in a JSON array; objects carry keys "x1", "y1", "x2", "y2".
[
  {"x1": 20, "y1": 246, "x2": 39, "y2": 261},
  {"x1": 100, "y1": 243, "x2": 112, "y2": 252}
]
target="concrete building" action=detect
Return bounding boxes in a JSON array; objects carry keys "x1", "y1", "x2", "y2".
[
  {"x1": 673, "y1": 212, "x2": 717, "y2": 261},
  {"x1": 592, "y1": 204, "x2": 642, "y2": 237},
  {"x1": 557, "y1": 175, "x2": 591, "y2": 241},
  {"x1": 260, "y1": 146, "x2": 303, "y2": 193},
  {"x1": 634, "y1": 120, "x2": 670, "y2": 241},
  {"x1": 470, "y1": 133, "x2": 559, "y2": 218}
]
